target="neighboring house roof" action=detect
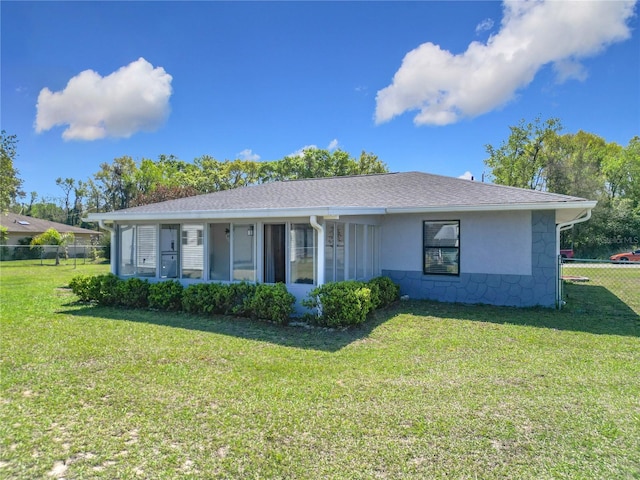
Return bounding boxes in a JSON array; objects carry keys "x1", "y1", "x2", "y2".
[
  {"x1": 0, "y1": 212, "x2": 100, "y2": 237},
  {"x1": 88, "y1": 172, "x2": 597, "y2": 224}
]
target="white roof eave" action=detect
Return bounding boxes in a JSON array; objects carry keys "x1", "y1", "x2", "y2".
[
  {"x1": 386, "y1": 201, "x2": 598, "y2": 214},
  {"x1": 86, "y1": 206, "x2": 387, "y2": 223},
  {"x1": 86, "y1": 201, "x2": 597, "y2": 223}
]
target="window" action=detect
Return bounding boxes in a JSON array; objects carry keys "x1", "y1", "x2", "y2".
[
  {"x1": 182, "y1": 224, "x2": 204, "y2": 279},
  {"x1": 423, "y1": 220, "x2": 459, "y2": 275},
  {"x1": 209, "y1": 223, "x2": 231, "y2": 281},
  {"x1": 232, "y1": 224, "x2": 256, "y2": 281},
  {"x1": 118, "y1": 224, "x2": 157, "y2": 277},
  {"x1": 119, "y1": 225, "x2": 135, "y2": 276},
  {"x1": 290, "y1": 223, "x2": 315, "y2": 284},
  {"x1": 324, "y1": 222, "x2": 345, "y2": 283},
  {"x1": 137, "y1": 225, "x2": 157, "y2": 277},
  {"x1": 347, "y1": 223, "x2": 377, "y2": 280}
]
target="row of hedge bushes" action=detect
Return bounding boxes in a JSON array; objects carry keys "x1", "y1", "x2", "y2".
[{"x1": 68, "y1": 274, "x2": 400, "y2": 327}]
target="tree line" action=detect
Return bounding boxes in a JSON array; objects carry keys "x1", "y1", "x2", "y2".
[
  {"x1": 0, "y1": 136, "x2": 388, "y2": 226},
  {"x1": 2, "y1": 119, "x2": 638, "y2": 258},
  {"x1": 484, "y1": 117, "x2": 639, "y2": 257}
]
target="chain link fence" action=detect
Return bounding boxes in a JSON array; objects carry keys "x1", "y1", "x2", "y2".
[
  {"x1": 0, "y1": 245, "x2": 109, "y2": 266},
  {"x1": 561, "y1": 258, "x2": 640, "y2": 315}
]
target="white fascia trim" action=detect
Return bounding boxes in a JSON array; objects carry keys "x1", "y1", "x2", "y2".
[
  {"x1": 386, "y1": 201, "x2": 597, "y2": 215},
  {"x1": 87, "y1": 207, "x2": 386, "y2": 222}
]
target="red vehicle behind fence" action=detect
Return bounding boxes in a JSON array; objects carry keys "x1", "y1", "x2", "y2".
[{"x1": 560, "y1": 249, "x2": 574, "y2": 259}]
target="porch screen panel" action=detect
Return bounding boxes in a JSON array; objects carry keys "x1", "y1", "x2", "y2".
[
  {"x1": 348, "y1": 224, "x2": 356, "y2": 279},
  {"x1": 209, "y1": 223, "x2": 231, "y2": 281},
  {"x1": 290, "y1": 223, "x2": 315, "y2": 284},
  {"x1": 355, "y1": 224, "x2": 365, "y2": 279},
  {"x1": 181, "y1": 224, "x2": 204, "y2": 279},
  {"x1": 335, "y1": 223, "x2": 345, "y2": 281},
  {"x1": 368, "y1": 225, "x2": 378, "y2": 278},
  {"x1": 325, "y1": 222, "x2": 345, "y2": 282},
  {"x1": 324, "y1": 223, "x2": 335, "y2": 283},
  {"x1": 119, "y1": 225, "x2": 135, "y2": 276},
  {"x1": 136, "y1": 225, "x2": 157, "y2": 277},
  {"x1": 233, "y1": 224, "x2": 256, "y2": 282}
]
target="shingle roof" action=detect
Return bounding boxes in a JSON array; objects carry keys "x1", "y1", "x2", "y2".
[
  {"x1": 0, "y1": 212, "x2": 100, "y2": 236},
  {"x1": 102, "y1": 172, "x2": 591, "y2": 217}
]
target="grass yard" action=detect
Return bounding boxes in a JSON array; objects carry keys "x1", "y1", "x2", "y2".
[{"x1": 1, "y1": 263, "x2": 639, "y2": 479}]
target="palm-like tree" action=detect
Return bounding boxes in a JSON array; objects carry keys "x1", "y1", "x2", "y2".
[{"x1": 31, "y1": 228, "x2": 74, "y2": 266}]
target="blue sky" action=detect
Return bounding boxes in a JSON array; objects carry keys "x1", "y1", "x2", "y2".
[{"x1": 2, "y1": 1, "x2": 639, "y2": 201}]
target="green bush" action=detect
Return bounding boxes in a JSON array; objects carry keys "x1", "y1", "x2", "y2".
[
  {"x1": 249, "y1": 283, "x2": 296, "y2": 325},
  {"x1": 69, "y1": 275, "x2": 96, "y2": 303},
  {"x1": 368, "y1": 276, "x2": 400, "y2": 309},
  {"x1": 182, "y1": 283, "x2": 228, "y2": 315},
  {"x1": 226, "y1": 281, "x2": 257, "y2": 317},
  {"x1": 148, "y1": 280, "x2": 184, "y2": 311},
  {"x1": 117, "y1": 277, "x2": 150, "y2": 309},
  {"x1": 70, "y1": 274, "x2": 300, "y2": 326},
  {"x1": 182, "y1": 283, "x2": 209, "y2": 314},
  {"x1": 92, "y1": 274, "x2": 121, "y2": 306},
  {"x1": 303, "y1": 281, "x2": 373, "y2": 328}
]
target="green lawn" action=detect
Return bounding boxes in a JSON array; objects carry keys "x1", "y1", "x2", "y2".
[{"x1": 1, "y1": 263, "x2": 639, "y2": 479}]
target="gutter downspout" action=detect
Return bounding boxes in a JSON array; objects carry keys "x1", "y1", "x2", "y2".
[
  {"x1": 98, "y1": 220, "x2": 117, "y2": 275},
  {"x1": 309, "y1": 215, "x2": 325, "y2": 287},
  {"x1": 555, "y1": 209, "x2": 592, "y2": 309}
]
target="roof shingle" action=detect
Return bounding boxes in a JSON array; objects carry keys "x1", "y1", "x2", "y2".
[{"x1": 106, "y1": 172, "x2": 591, "y2": 216}]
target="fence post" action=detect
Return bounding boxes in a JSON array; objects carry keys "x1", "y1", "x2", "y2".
[{"x1": 557, "y1": 255, "x2": 564, "y2": 310}]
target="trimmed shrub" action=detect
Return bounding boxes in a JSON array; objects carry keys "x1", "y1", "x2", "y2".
[
  {"x1": 182, "y1": 283, "x2": 228, "y2": 315},
  {"x1": 69, "y1": 275, "x2": 96, "y2": 303},
  {"x1": 303, "y1": 281, "x2": 373, "y2": 328},
  {"x1": 249, "y1": 283, "x2": 296, "y2": 325},
  {"x1": 148, "y1": 280, "x2": 184, "y2": 311},
  {"x1": 117, "y1": 277, "x2": 150, "y2": 309},
  {"x1": 93, "y1": 274, "x2": 121, "y2": 306},
  {"x1": 182, "y1": 283, "x2": 209, "y2": 314},
  {"x1": 368, "y1": 276, "x2": 400, "y2": 309},
  {"x1": 227, "y1": 281, "x2": 257, "y2": 317}
]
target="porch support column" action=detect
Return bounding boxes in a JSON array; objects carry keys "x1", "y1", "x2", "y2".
[
  {"x1": 310, "y1": 215, "x2": 325, "y2": 286},
  {"x1": 99, "y1": 220, "x2": 117, "y2": 275}
]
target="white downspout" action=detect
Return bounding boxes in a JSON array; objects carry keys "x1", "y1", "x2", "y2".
[
  {"x1": 309, "y1": 215, "x2": 325, "y2": 287},
  {"x1": 98, "y1": 220, "x2": 117, "y2": 274},
  {"x1": 555, "y1": 209, "x2": 592, "y2": 308}
]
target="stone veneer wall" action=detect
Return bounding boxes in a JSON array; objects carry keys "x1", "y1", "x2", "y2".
[{"x1": 383, "y1": 210, "x2": 558, "y2": 307}]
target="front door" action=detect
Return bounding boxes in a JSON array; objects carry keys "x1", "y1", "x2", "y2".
[{"x1": 160, "y1": 224, "x2": 179, "y2": 278}]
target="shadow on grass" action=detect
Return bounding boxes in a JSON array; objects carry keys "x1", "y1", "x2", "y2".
[
  {"x1": 59, "y1": 304, "x2": 393, "y2": 353},
  {"x1": 389, "y1": 283, "x2": 638, "y2": 338},
  {"x1": 59, "y1": 282, "x2": 638, "y2": 351}
]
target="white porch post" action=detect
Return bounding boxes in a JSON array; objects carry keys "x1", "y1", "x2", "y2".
[{"x1": 310, "y1": 216, "x2": 325, "y2": 286}]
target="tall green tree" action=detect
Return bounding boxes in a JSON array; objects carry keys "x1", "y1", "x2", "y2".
[
  {"x1": 543, "y1": 130, "x2": 608, "y2": 199},
  {"x1": 94, "y1": 156, "x2": 138, "y2": 211},
  {"x1": 486, "y1": 117, "x2": 639, "y2": 257},
  {"x1": 484, "y1": 117, "x2": 562, "y2": 190},
  {"x1": 0, "y1": 131, "x2": 25, "y2": 212}
]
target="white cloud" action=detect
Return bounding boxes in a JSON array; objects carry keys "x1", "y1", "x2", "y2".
[
  {"x1": 237, "y1": 149, "x2": 261, "y2": 161},
  {"x1": 289, "y1": 144, "x2": 318, "y2": 157},
  {"x1": 458, "y1": 171, "x2": 474, "y2": 180},
  {"x1": 35, "y1": 57, "x2": 173, "y2": 140},
  {"x1": 375, "y1": 1, "x2": 636, "y2": 126},
  {"x1": 475, "y1": 18, "x2": 494, "y2": 34},
  {"x1": 327, "y1": 139, "x2": 339, "y2": 150}
]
